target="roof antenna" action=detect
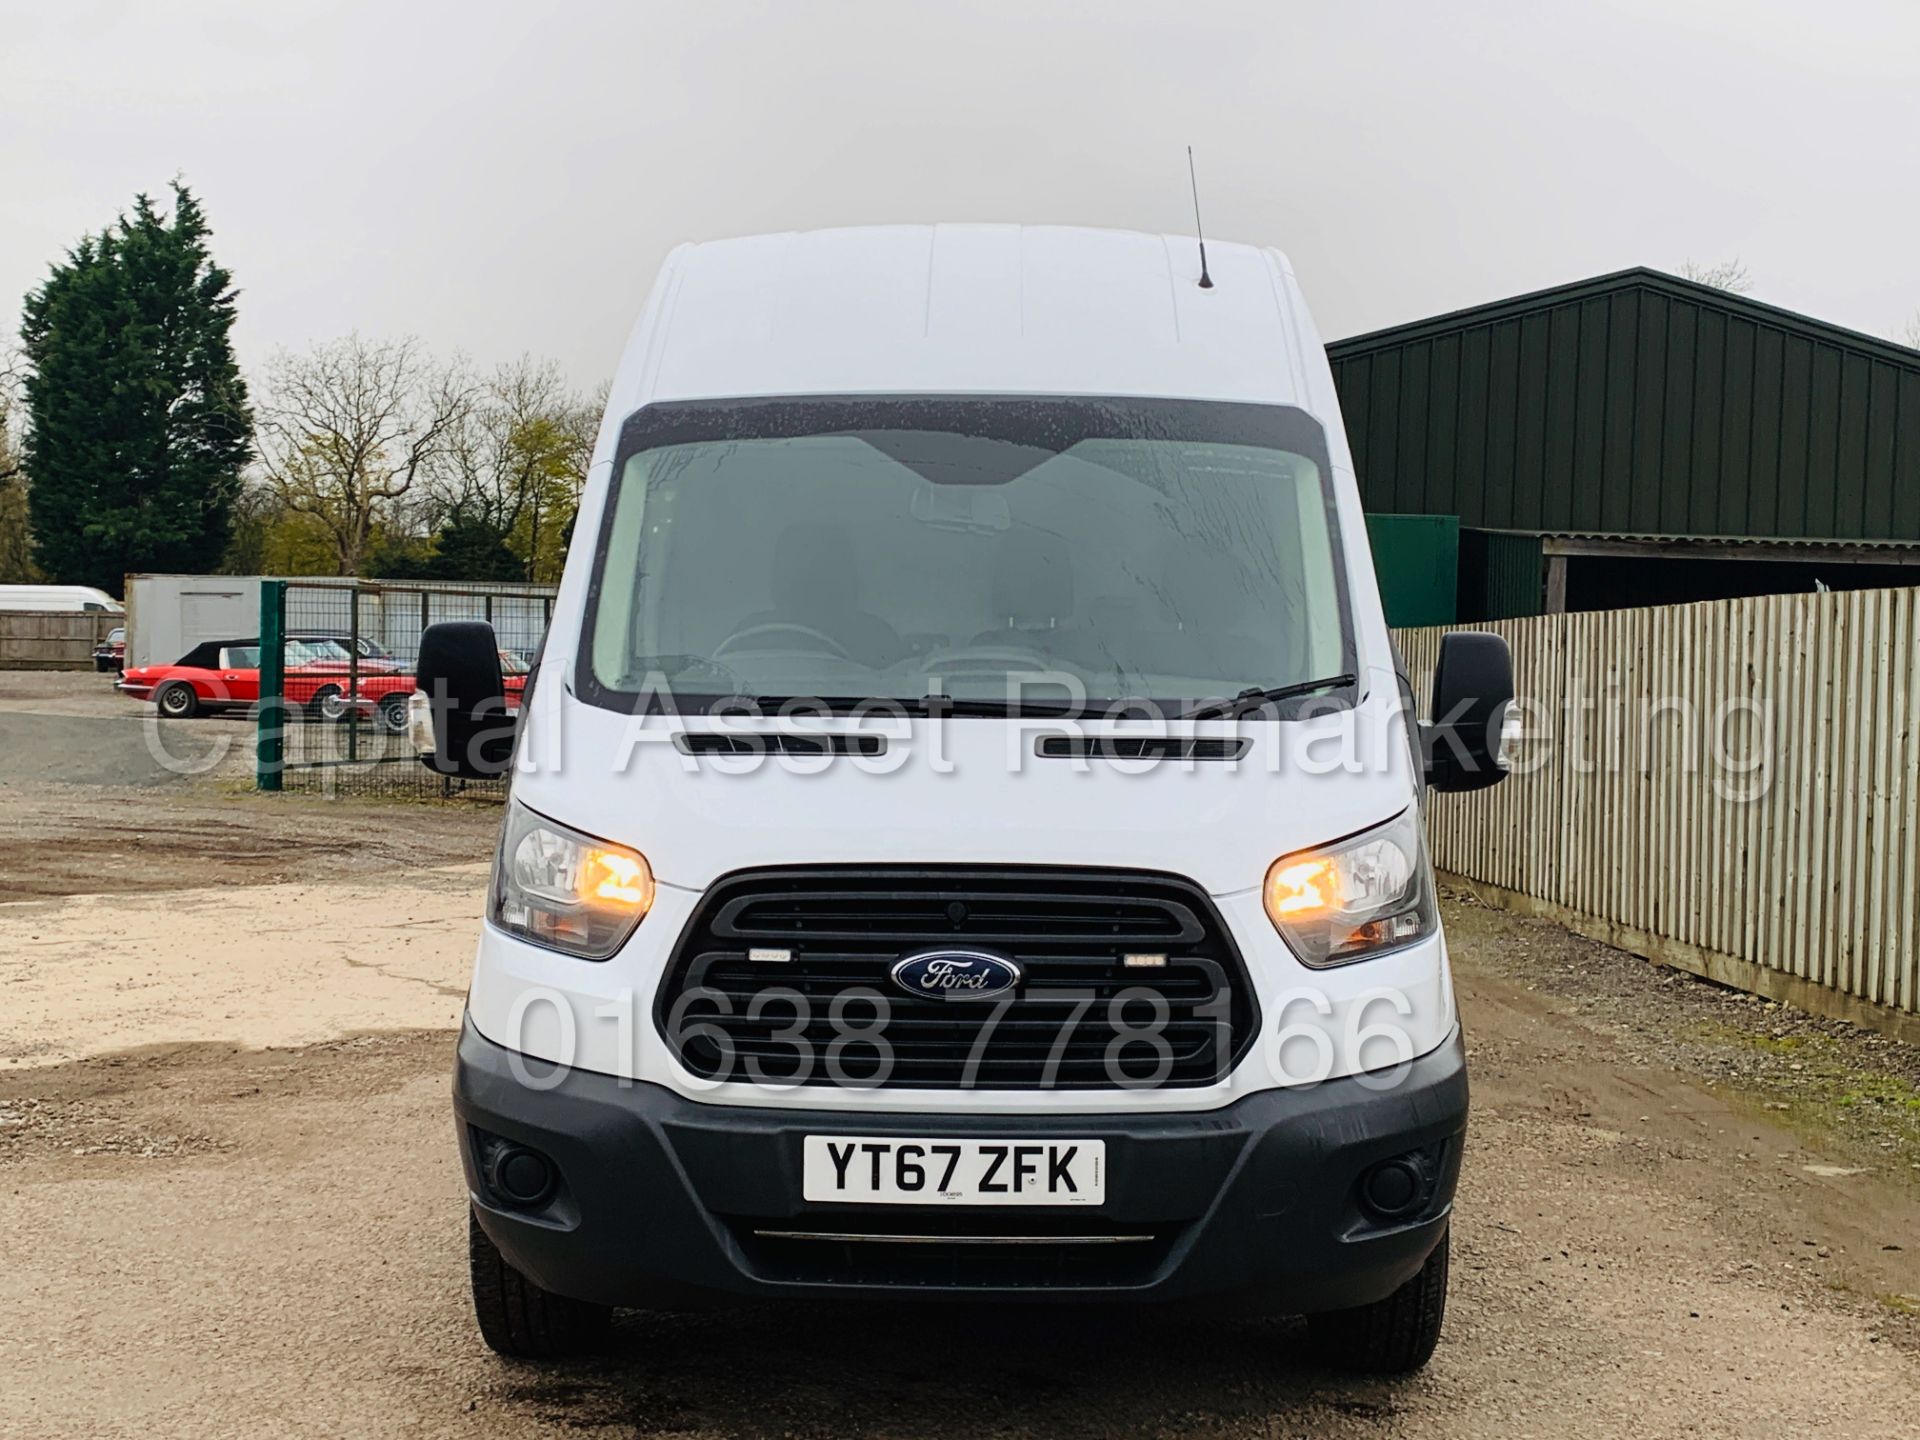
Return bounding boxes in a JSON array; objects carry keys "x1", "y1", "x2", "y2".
[{"x1": 1187, "y1": 146, "x2": 1214, "y2": 289}]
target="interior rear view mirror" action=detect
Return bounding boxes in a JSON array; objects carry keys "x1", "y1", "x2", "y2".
[{"x1": 910, "y1": 486, "x2": 1012, "y2": 533}]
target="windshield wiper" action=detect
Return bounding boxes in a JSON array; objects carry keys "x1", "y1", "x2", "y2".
[
  {"x1": 916, "y1": 694, "x2": 1092, "y2": 716},
  {"x1": 618, "y1": 654, "x2": 745, "y2": 689},
  {"x1": 1179, "y1": 673, "x2": 1356, "y2": 720},
  {"x1": 720, "y1": 695, "x2": 1081, "y2": 717},
  {"x1": 705, "y1": 694, "x2": 886, "y2": 714},
  {"x1": 737, "y1": 695, "x2": 1081, "y2": 716}
]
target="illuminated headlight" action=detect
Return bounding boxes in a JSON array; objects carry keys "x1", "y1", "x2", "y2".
[
  {"x1": 489, "y1": 801, "x2": 654, "y2": 960},
  {"x1": 1262, "y1": 808, "x2": 1437, "y2": 968}
]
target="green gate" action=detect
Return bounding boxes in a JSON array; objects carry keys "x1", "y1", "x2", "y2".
[{"x1": 254, "y1": 577, "x2": 554, "y2": 798}]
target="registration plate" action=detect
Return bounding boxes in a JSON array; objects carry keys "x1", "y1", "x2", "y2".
[{"x1": 802, "y1": 1135, "x2": 1105, "y2": 1205}]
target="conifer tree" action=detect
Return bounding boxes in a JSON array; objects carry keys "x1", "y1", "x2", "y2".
[{"x1": 20, "y1": 183, "x2": 252, "y2": 592}]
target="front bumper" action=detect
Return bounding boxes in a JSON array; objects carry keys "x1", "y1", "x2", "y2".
[{"x1": 454, "y1": 1018, "x2": 1467, "y2": 1312}]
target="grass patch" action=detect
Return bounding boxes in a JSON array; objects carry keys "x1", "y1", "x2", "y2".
[
  {"x1": 1834, "y1": 1075, "x2": 1920, "y2": 1111},
  {"x1": 1691, "y1": 1020, "x2": 1813, "y2": 1055},
  {"x1": 1688, "y1": 1020, "x2": 1920, "y2": 1180}
]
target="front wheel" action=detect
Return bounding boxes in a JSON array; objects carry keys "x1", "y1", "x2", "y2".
[
  {"x1": 1305, "y1": 1228, "x2": 1449, "y2": 1375},
  {"x1": 154, "y1": 681, "x2": 199, "y2": 720},
  {"x1": 469, "y1": 1208, "x2": 610, "y2": 1360}
]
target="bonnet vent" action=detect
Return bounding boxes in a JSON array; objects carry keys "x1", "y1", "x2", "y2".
[
  {"x1": 1033, "y1": 735, "x2": 1249, "y2": 762},
  {"x1": 674, "y1": 732, "x2": 888, "y2": 757}
]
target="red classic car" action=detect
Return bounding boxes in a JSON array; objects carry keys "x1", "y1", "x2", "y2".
[
  {"x1": 497, "y1": 648, "x2": 531, "y2": 709},
  {"x1": 116, "y1": 638, "x2": 418, "y2": 730},
  {"x1": 288, "y1": 631, "x2": 409, "y2": 674},
  {"x1": 117, "y1": 639, "x2": 528, "y2": 729}
]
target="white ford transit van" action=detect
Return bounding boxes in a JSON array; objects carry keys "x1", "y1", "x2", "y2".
[
  {"x1": 0, "y1": 584, "x2": 123, "y2": 613},
  {"x1": 422, "y1": 225, "x2": 1514, "y2": 1373}
]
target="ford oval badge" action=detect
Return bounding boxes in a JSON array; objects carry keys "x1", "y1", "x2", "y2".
[{"x1": 891, "y1": 949, "x2": 1022, "y2": 1001}]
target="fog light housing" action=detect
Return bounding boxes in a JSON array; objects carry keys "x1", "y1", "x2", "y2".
[
  {"x1": 1354, "y1": 1139, "x2": 1452, "y2": 1225},
  {"x1": 479, "y1": 1135, "x2": 558, "y2": 1210},
  {"x1": 1359, "y1": 1157, "x2": 1425, "y2": 1220}
]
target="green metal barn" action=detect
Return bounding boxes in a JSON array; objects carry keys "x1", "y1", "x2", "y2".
[{"x1": 1331, "y1": 268, "x2": 1920, "y2": 622}]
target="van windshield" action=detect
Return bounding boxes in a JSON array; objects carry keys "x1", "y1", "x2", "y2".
[{"x1": 581, "y1": 396, "x2": 1354, "y2": 716}]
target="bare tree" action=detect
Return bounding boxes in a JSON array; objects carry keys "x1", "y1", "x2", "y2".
[
  {"x1": 541, "y1": 378, "x2": 606, "y2": 578},
  {"x1": 1897, "y1": 310, "x2": 1920, "y2": 350},
  {"x1": 566, "y1": 379, "x2": 609, "y2": 482},
  {"x1": 255, "y1": 335, "x2": 472, "y2": 574},
  {"x1": 1680, "y1": 258, "x2": 1753, "y2": 294},
  {"x1": 0, "y1": 344, "x2": 23, "y2": 484},
  {"x1": 428, "y1": 358, "x2": 603, "y2": 580},
  {"x1": 432, "y1": 357, "x2": 572, "y2": 528},
  {"x1": 0, "y1": 345, "x2": 34, "y2": 581}
]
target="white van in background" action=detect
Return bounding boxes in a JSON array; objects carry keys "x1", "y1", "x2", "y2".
[
  {"x1": 0, "y1": 584, "x2": 124, "y2": 613},
  {"x1": 416, "y1": 225, "x2": 1515, "y2": 1374}
]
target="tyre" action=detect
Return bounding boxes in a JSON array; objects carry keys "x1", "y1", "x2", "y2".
[
  {"x1": 468, "y1": 1208, "x2": 610, "y2": 1360},
  {"x1": 154, "y1": 681, "x2": 199, "y2": 720},
  {"x1": 377, "y1": 691, "x2": 411, "y2": 735},
  {"x1": 1305, "y1": 1228, "x2": 1449, "y2": 1375}
]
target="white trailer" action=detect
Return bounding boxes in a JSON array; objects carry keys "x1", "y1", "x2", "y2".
[
  {"x1": 123, "y1": 576, "x2": 264, "y2": 672},
  {"x1": 125, "y1": 575, "x2": 262, "y2": 669}
]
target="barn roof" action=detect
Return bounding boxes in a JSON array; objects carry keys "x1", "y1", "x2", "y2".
[
  {"x1": 1324, "y1": 267, "x2": 1920, "y2": 546},
  {"x1": 1330, "y1": 267, "x2": 1920, "y2": 373}
]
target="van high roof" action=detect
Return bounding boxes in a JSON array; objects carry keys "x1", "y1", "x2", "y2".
[{"x1": 608, "y1": 224, "x2": 1332, "y2": 418}]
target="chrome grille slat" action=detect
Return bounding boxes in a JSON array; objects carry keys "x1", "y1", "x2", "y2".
[{"x1": 750, "y1": 1229, "x2": 1156, "y2": 1246}]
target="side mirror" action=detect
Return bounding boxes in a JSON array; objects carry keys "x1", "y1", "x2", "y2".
[
  {"x1": 415, "y1": 621, "x2": 514, "y2": 779},
  {"x1": 1423, "y1": 631, "x2": 1516, "y2": 793}
]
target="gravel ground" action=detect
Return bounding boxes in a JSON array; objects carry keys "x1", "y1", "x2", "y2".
[
  {"x1": 0, "y1": 668, "x2": 500, "y2": 901},
  {"x1": 1, "y1": 673, "x2": 1917, "y2": 1437},
  {"x1": 0, "y1": 667, "x2": 251, "y2": 789},
  {"x1": 1444, "y1": 884, "x2": 1920, "y2": 1182}
]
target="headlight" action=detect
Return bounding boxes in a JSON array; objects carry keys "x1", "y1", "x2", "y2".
[
  {"x1": 1262, "y1": 808, "x2": 1436, "y2": 967},
  {"x1": 489, "y1": 801, "x2": 654, "y2": 959}
]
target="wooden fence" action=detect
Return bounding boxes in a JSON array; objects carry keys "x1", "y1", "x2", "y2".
[
  {"x1": 0, "y1": 610, "x2": 120, "y2": 669},
  {"x1": 1397, "y1": 585, "x2": 1920, "y2": 1041}
]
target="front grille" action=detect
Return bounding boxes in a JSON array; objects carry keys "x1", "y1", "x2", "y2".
[{"x1": 656, "y1": 867, "x2": 1257, "y2": 1090}]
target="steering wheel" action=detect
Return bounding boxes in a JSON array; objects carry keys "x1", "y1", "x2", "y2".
[{"x1": 712, "y1": 622, "x2": 854, "y2": 661}]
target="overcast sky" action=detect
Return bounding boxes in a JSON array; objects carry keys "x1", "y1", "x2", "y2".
[{"x1": 5, "y1": 0, "x2": 1915, "y2": 390}]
